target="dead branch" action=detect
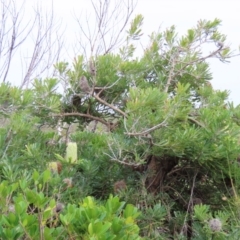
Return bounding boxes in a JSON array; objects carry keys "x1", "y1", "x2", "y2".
[
  {"x1": 180, "y1": 171, "x2": 198, "y2": 235},
  {"x1": 51, "y1": 112, "x2": 109, "y2": 127},
  {"x1": 164, "y1": 50, "x2": 179, "y2": 92},
  {"x1": 125, "y1": 118, "x2": 168, "y2": 136},
  {"x1": 105, "y1": 141, "x2": 143, "y2": 167},
  {"x1": 171, "y1": 45, "x2": 226, "y2": 82},
  {"x1": 74, "y1": 0, "x2": 137, "y2": 58},
  {"x1": 162, "y1": 36, "x2": 227, "y2": 93},
  {"x1": 20, "y1": 2, "x2": 64, "y2": 88},
  {"x1": 94, "y1": 93, "x2": 128, "y2": 118},
  {"x1": 187, "y1": 116, "x2": 206, "y2": 128},
  {"x1": 0, "y1": 0, "x2": 64, "y2": 88}
]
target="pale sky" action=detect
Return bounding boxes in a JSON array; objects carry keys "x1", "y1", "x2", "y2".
[{"x1": 3, "y1": 0, "x2": 240, "y2": 104}]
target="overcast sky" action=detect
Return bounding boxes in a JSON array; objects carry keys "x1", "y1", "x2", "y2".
[{"x1": 4, "y1": 0, "x2": 240, "y2": 104}]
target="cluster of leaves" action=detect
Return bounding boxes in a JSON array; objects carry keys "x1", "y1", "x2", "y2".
[{"x1": 0, "y1": 170, "x2": 142, "y2": 240}]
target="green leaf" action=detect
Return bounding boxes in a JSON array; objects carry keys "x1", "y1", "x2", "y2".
[
  {"x1": 42, "y1": 169, "x2": 51, "y2": 184},
  {"x1": 127, "y1": 14, "x2": 144, "y2": 40},
  {"x1": 123, "y1": 204, "x2": 140, "y2": 219},
  {"x1": 15, "y1": 201, "x2": 28, "y2": 215},
  {"x1": 32, "y1": 170, "x2": 40, "y2": 182},
  {"x1": 112, "y1": 218, "x2": 123, "y2": 234},
  {"x1": 187, "y1": 29, "x2": 195, "y2": 43},
  {"x1": 105, "y1": 195, "x2": 125, "y2": 215},
  {"x1": 88, "y1": 221, "x2": 112, "y2": 235},
  {"x1": 194, "y1": 204, "x2": 210, "y2": 221}
]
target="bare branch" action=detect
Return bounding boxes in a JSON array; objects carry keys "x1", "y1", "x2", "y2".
[
  {"x1": 94, "y1": 93, "x2": 127, "y2": 118},
  {"x1": 74, "y1": 0, "x2": 137, "y2": 59},
  {"x1": 21, "y1": 2, "x2": 64, "y2": 88},
  {"x1": 105, "y1": 141, "x2": 143, "y2": 167},
  {"x1": 164, "y1": 50, "x2": 179, "y2": 92},
  {"x1": 125, "y1": 118, "x2": 168, "y2": 136},
  {"x1": 0, "y1": 0, "x2": 64, "y2": 88},
  {"x1": 51, "y1": 112, "x2": 110, "y2": 128}
]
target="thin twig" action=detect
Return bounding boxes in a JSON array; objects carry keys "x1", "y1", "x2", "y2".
[
  {"x1": 51, "y1": 112, "x2": 110, "y2": 127},
  {"x1": 94, "y1": 93, "x2": 127, "y2": 117}
]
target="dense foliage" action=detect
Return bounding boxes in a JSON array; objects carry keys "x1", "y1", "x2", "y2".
[{"x1": 1, "y1": 16, "x2": 240, "y2": 239}]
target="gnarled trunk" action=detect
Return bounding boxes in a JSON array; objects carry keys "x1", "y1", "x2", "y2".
[{"x1": 146, "y1": 155, "x2": 177, "y2": 194}]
